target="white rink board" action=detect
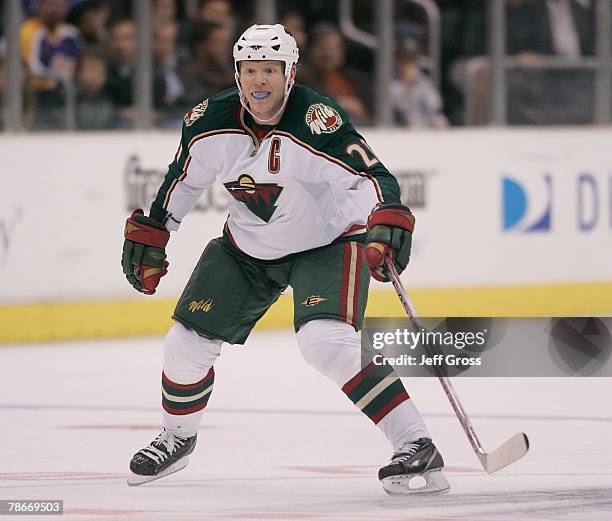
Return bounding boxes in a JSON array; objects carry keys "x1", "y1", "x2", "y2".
[{"x1": 0, "y1": 128, "x2": 611, "y2": 303}]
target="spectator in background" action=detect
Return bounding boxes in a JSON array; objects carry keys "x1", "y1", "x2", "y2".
[
  {"x1": 447, "y1": 0, "x2": 490, "y2": 125},
  {"x1": 192, "y1": 0, "x2": 237, "y2": 54},
  {"x1": 280, "y1": 11, "x2": 307, "y2": 52},
  {"x1": 20, "y1": 0, "x2": 79, "y2": 82},
  {"x1": 75, "y1": 48, "x2": 114, "y2": 129},
  {"x1": 154, "y1": 0, "x2": 192, "y2": 65},
  {"x1": 505, "y1": 0, "x2": 595, "y2": 124},
  {"x1": 67, "y1": 0, "x2": 110, "y2": 49},
  {"x1": 196, "y1": 0, "x2": 233, "y2": 26},
  {"x1": 0, "y1": 56, "x2": 5, "y2": 131},
  {"x1": 452, "y1": 0, "x2": 595, "y2": 125},
  {"x1": 506, "y1": 0, "x2": 594, "y2": 57},
  {"x1": 106, "y1": 18, "x2": 166, "y2": 128},
  {"x1": 390, "y1": 38, "x2": 448, "y2": 128},
  {"x1": 153, "y1": 20, "x2": 185, "y2": 128},
  {"x1": 300, "y1": 23, "x2": 371, "y2": 126},
  {"x1": 20, "y1": 0, "x2": 81, "y2": 129},
  {"x1": 179, "y1": 21, "x2": 234, "y2": 111},
  {"x1": 1, "y1": 30, "x2": 5, "y2": 129},
  {"x1": 442, "y1": 0, "x2": 489, "y2": 125},
  {"x1": 152, "y1": 0, "x2": 177, "y2": 22},
  {"x1": 105, "y1": 18, "x2": 137, "y2": 127}
]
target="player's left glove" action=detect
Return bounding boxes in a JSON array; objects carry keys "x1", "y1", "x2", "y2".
[
  {"x1": 364, "y1": 203, "x2": 415, "y2": 282},
  {"x1": 122, "y1": 209, "x2": 170, "y2": 295}
]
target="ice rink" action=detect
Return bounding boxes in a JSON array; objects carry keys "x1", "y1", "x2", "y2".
[{"x1": 1, "y1": 330, "x2": 611, "y2": 520}]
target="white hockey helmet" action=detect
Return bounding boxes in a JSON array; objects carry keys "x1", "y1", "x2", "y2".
[{"x1": 233, "y1": 24, "x2": 299, "y2": 117}]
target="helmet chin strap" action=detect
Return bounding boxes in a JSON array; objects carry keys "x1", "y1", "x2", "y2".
[{"x1": 236, "y1": 74, "x2": 295, "y2": 125}]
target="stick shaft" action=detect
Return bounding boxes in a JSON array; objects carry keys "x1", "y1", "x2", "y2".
[{"x1": 384, "y1": 259, "x2": 486, "y2": 456}]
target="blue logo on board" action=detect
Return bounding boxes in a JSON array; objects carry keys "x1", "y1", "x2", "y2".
[{"x1": 502, "y1": 175, "x2": 552, "y2": 232}]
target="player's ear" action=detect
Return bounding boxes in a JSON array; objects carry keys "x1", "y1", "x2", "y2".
[{"x1": 289, "y1": 64, "x2": 297, "y2": 84}]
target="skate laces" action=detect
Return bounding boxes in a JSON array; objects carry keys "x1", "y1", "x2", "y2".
[
  {"x1": 139, "y1": 430, "x2": 188, "y2": 464},
  {"x1": 391, "y1": 442, "x2": 420, "y2": 464}
]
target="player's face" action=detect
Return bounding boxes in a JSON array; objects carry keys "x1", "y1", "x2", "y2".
[{"x1": 238, "y1": 61, "x2": 295, "y2": 121}]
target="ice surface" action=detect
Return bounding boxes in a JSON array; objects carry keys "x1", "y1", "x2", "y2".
[{"x1": 1, "y1": 330, "x2": 611, "y2": 520}]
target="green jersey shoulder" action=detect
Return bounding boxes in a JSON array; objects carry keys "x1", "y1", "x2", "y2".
[
  {"x1": 182, "y1": 85, "x2": 350, "y2": 149},
  {"x1": 280, "y1": 85, "x2": 349, "y2": 146},
  {"x1": 181, "y1": 88, "x2": 241, "y2": 141},
  {"x1": 280, "y1": 85, "x2": 401, "y2": 204}
]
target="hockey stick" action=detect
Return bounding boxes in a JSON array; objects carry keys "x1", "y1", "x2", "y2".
[{"x1": 384, "y1": 258, "x2": 529, "y2": 474}]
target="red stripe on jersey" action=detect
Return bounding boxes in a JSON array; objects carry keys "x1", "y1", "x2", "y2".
[
  {"x1": 351, "y1": 243, "x2": 363, "y2": 327},
  {"x1": 163, "y1": 179, "x2": 178, "y2": 208},
  {"x1": 188, "y1": 129, "x2": 247, "y2": 150},
  {"x1": 163, "y1": 156, "x2": 192, "y2": 208},
  {"x1": 339, "y1": 243, "x2": 351, "y2": 322},
  {"x1": 274, "y1": 131, "x2": 383, "y2": 202},
  {"x1": 179, "y1": 156, "x2": 191, "y2": 180},
  {"x1": 371, "y1": 389, "x2": 409, "y2": 424}
]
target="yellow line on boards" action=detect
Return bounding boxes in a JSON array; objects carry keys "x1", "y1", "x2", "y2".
[{"x1": 1, "y1": 281, "x2": 611, "y2": 344}]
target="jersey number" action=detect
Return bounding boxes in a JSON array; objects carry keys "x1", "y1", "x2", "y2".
[
  {"x1": 346, "y1": 141, "x2": 380, "y2": 168},
  {"x1": 268, "y1": 137, "x2": 281, "y2": 174}
]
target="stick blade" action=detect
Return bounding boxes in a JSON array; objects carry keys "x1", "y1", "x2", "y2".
[{"x1": 478, "y1": 433, "x2": 529, "y2": 474}]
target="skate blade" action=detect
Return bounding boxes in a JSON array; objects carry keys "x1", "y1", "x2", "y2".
[
  {"x1": 381, "y1": 469, "x2": 450, "y2": 496},
  {"x1": 127, "y1": 457, "x2": 189, "y2": 486}
]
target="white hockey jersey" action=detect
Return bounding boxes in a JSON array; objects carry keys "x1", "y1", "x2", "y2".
[{"x1": 150, "y1": 86, "x2": 401, "y2": 260}]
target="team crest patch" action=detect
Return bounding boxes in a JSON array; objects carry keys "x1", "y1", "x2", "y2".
[
  {"x1": 305, "y1": 103, "x2": 342, "y2": 135},
  {"x1": 224, "y1": 174, "x2": 283, "y2": 223},
  {"x1": 184, "y1": 99, "x2": 209, "y2": 126}
]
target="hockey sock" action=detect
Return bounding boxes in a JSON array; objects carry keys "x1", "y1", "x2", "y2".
[
  {"x1": 161, "y1": 321, "x2": 222, "y2": 437},
  {"x1": 296, "y1": 319, "x2": 429, "y2": 450}
]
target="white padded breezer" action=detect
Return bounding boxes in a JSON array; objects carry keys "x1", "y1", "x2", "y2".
[
  {"x1": 162, "y1": 321, "x2": 222, "y2": 436},
  {"x1": 297, "y1": 319, "x2": 429, "y2": 450}
]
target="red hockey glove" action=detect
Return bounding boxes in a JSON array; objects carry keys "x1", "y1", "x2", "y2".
[
  {"x1": 364, "y1": 203, "x2": 415, "y2": 282},
  {"x1": 122, "y1": 209, "x2": 170, "y2": 295}
]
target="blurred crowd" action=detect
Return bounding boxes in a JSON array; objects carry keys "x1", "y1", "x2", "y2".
[{"x1": 0, "y1": 0, "x2": 600, "y2": 131}]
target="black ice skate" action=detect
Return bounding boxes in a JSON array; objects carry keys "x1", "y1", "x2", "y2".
[
  {"x1": 378, "y1": 438, "x2": 450, "y2": 495},
  {"x1": 127, "y1": 429, "x2": 197, "y2": 486}
]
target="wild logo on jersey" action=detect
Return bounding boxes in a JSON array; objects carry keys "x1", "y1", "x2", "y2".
[
  {"x1": 305, "y1": 103, "x2": 342, "y2": 135},
  {"x1": 184, "y1": 99, "x2": 208, "y2": 126},
  {"x1": 224, "y1": 174, "x2": 283, "y2": 223}
]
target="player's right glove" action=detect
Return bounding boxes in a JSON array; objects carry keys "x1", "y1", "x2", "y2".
[
  {"x1": 122, "y1": 209, "x2": 170, "y2": 295},
  {"x1": 364, "y1": 203, "x2": 415, "y2": 282}
]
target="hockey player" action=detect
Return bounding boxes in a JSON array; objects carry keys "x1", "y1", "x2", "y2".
[{"x1": 122, "y1": 23, "x2": 449, "y2": 495}]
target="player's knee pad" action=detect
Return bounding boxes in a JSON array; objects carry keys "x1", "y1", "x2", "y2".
[
  {"x1": 163, "y1": 321, "x2": 222, "y2": 383},
  {"x1": 296, "y1": 319, "x2": 362, "y2": 386}
]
